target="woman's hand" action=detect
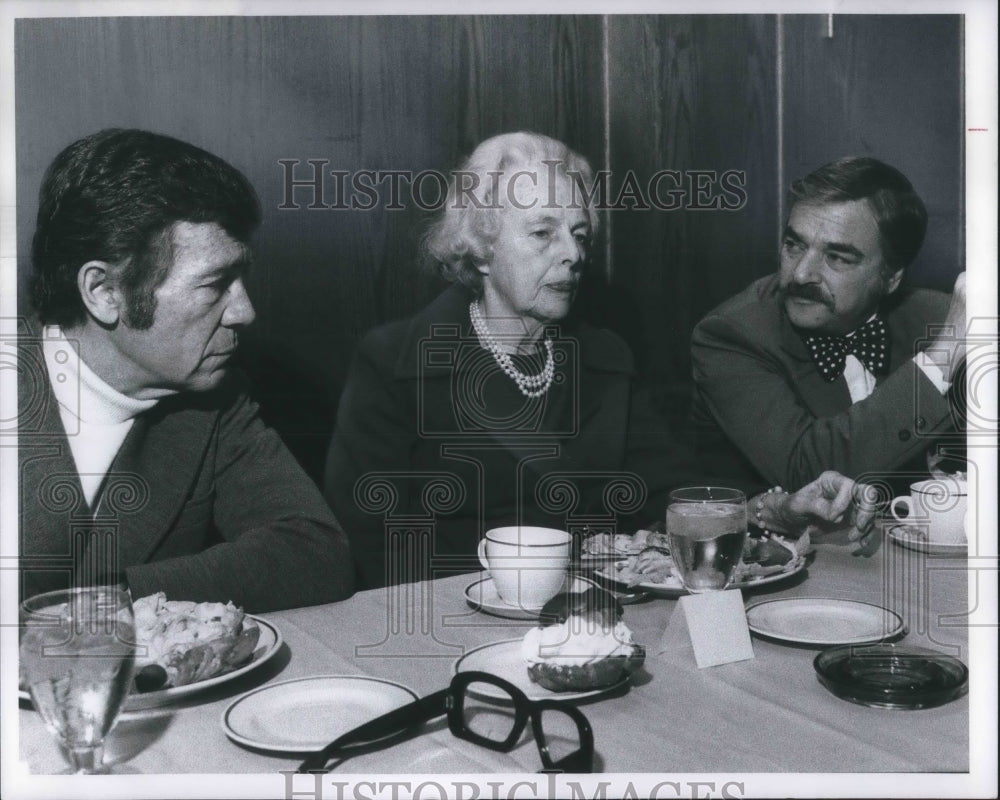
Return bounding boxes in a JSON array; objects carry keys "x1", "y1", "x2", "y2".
[{"x1": 763, "y1": 471, "x2": 882, "y2": 556}]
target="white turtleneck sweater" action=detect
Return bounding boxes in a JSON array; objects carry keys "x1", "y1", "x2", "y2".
[{"x1": 42, "y1": 326, "x2": 159, "y2": 508}]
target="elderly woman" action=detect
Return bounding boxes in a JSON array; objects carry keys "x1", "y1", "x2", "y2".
[{"x1": 325, "y1": 132, "x2": 875, "y2": 589}]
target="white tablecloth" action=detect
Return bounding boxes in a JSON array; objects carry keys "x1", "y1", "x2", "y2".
[{"x1": 18, "y1": 539, "x2": 970, "y2": 782}]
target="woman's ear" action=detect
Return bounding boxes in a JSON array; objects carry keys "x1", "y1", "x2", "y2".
[{"x1": 77, "y1": 261, "x2": 123, "y2": 325}]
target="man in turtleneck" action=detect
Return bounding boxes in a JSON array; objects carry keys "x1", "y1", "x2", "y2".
[
  {"x1": 17, "y1": 129, "x2": 354, "y2": 612},
  {"x1": 691, "y1": 156, "x2": 966, "y2": 493}
]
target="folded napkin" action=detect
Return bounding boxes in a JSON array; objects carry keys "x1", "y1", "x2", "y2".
[{"x1": 657, "y1": 592, "x2": 755, "y2": 668}]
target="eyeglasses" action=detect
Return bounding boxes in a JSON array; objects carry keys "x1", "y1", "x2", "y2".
[{"x1": 296, "y1": 670, "x2": 594, "y2": 774}]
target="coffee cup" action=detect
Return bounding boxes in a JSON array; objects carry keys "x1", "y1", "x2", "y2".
[
  {"x1": 477, "y1": 526, "x2": 572, "y2": 608},
  {"x1": 890, "y1": 478, "x2": 967, "y2": 544}
]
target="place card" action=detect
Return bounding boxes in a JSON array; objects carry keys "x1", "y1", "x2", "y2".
[{"x1": 659, "y1": 591, "x2": 754, "y2": 668}]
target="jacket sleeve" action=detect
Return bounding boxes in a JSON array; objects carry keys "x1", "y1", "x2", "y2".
[
  {"x1": 126, "y1": 377, "x2": 355, "y2": 612},
  {"x1": 690, "y1": 312, "x2": 954, "y2": 489},
  {"x1": 323, "y1": 332, "x2": 416, "y2": 589}
]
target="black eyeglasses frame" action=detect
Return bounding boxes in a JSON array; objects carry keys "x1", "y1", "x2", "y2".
[{"x1": 296, "y1": 669, "x2": 594, "y2": 774}]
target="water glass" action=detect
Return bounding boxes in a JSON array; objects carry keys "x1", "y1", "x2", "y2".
[
  {"x1": 20, "y1": 586, "x2": 137, "y2": 774},
  {"x1": 666, "y1": 487, "x2": 748, "y2": 593}
]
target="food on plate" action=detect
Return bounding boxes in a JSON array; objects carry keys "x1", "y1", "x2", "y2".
[
  {"x1": 580, "y1": 532, "x2": 634, "y2": 556},
  {"x1": 521, "y1": 588, "x2": 645, "y2": 692},
  {"x1": 608, "y1": 532, "x2": 810, "y2": 587},
  {"x1": 581, "y1": 528, "x2": 669, "y2": 557},
  {"x1": 132, "y1": 593, "x2": 260, "y2": 691},
  {"x1": 622, "y1": 545, "x2": 673, "y2": 584},
  {"x1": 739, "y1": 532, "x2": 810, "y2": 577}
]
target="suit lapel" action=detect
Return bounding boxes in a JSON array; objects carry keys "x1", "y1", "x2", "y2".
[
  {"x1": 777, "y1": 310, "x2": 852, "y2": 417},
  {"x1": 880, "y1": 299, "x2": 922, "y2": 380},
  {"x1": 98, "y1": 400, "x2": 215, "y2": 566},
  {"x1": 18, "y1": 330, "x2": 97, "y2": 597},
  {"x1": 18, "y1": 355, "x2": 90, "y2": 556},
  {"x1": 777, "y1": 291, "x2": 923, "y2": 409},
  {"x1": 18, "y1": 319, "x2": 217, "y2": 593}
]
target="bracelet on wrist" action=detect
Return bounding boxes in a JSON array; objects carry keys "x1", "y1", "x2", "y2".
[{"x1": 753, "y1": 486, "x2": 787, "y2": 537}]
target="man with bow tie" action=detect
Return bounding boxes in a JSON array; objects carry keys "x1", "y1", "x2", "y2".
[{"x1": 690, "y1": 156, "x2": 966, "y2": 492}]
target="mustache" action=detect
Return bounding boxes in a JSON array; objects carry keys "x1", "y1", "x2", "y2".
[{"x1": 782, "y1": 282, "x2": 834, "y2": 308}]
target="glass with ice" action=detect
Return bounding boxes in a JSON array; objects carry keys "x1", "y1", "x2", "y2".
[
  {"x1": 666, "y1": 487, "x2": 748, "y2": 593},
  {"x1": 20, "y1": 586, "x2": 136, "y2": 773}
]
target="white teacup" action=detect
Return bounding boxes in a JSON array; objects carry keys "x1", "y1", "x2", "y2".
[
  {"x1": 477, "y1": 526, "x2": 571, "y2": 608},
  {"x1": 890, "y1": 478, "x2": 968, "y2": 544}
]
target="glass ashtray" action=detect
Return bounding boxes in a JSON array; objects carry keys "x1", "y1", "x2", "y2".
[{"x1": 813, "y1": 643, "x2": 968, "y2": 709}]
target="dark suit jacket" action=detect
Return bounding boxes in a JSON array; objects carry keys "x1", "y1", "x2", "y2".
[
  {"x1": 17, "y1": 320, "x2": 354, "y2": 612},
  {"x1": 690, "y1": 274, "x2": 955, "y2": 490},
  {"x1": 324, "y1": 286, "x2": 695, "y2": 589}
]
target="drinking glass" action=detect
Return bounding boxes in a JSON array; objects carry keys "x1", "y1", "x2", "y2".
[
  {"x1": 20, "y1": 586, "x2": 137, "y2": 774},
  {"x1": 666, "y1": 487, "x2": 748, "y2": 594}
]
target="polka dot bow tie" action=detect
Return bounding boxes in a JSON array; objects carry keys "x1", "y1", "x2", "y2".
[{"x1": 803, "y1": 316, "x2": 890, "y2": 382}]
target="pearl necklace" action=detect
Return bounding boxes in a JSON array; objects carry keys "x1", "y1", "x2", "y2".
[{"x1": 469, "y1": 300, "x2": 555, "y2": 398}]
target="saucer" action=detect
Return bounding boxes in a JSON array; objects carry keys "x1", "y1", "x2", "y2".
[
  {"x1": 222, "y1": 675, "x2": 418, "y2": 753},
  {"x1": 745, "y1": 597, "x2": 905, "y2": 646},
  {"x1": 464, "y1": 574, "x2": 601, "y2": 620},
  {"x1": 886, "y1": 524, "x2": 967, "y2": 556}
]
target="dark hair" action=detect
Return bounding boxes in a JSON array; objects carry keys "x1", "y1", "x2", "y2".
[
  {"x1": 30, "y1": 128, "x2": 261, "y2": 328},
  {"x1": 788, "y1": 156, "x2": 927, "y2": 272}
]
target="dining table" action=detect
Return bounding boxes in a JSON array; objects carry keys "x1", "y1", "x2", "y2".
[{"x1": 17, "y1": 530, "x2": 974, "y2": 795}]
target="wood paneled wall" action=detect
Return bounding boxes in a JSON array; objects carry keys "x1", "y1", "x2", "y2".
[
  {"x1": 606, "y1": 15, "x2": 779, "y2": 420},
  {"x1": 14, "y1": 15, "x2": 963, "y2": 478},
  {"x1": 780, "y1": 15, "x2": 963, "y2": 289},
  {"x1": 603, "y1": 14, "x2": 962, "y2": 422},
  {"x1": 15, "y1": 15, "x2": 605, "y2": 382}
]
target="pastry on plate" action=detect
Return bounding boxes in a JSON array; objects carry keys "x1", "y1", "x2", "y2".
[
  {"x1": 132, "y1": 593, "x2": 260, "y2": 690},
  {"x1": 521, "y1": 588, "x2": 645, "y2": 692}
]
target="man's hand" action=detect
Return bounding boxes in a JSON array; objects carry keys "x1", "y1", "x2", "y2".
[
  {"x1": 925, "y1": 271, "x2": 967, "y2": 382},
  {"x1": 773, "y1": 471, "x2": 882, "y2": 556}
]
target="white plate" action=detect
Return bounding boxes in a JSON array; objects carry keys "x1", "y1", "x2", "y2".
[
  {"x1": 19, "y1": 616, "x2": 281, "y2": 712},
  {"x1": 595, "y1": 556, "x2": 807, "y2": 597},
  {"x1": 222, "y1": 675, "x2": 419, "y2": 753},
  {"x1": 464, "y1": 574, "x2": 602, "y2": 620},
  {"x1": 744, "y1": 597, "x2": 905, "y2": 646},
  {"x1": 886, "y1": 524, "x2": 967, "y2": 556},
  {"x1": 453, "y1": 639, "x2": 629, "y2": 702}
]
